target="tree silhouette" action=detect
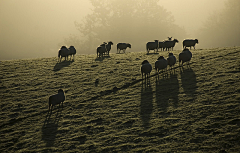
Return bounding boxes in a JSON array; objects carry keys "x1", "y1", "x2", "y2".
[
  {"x1": 197, "y1": 0, "x2": 240, "y2": 48},
  {"x1": 74, "y1": 0, "x2": 186, "y2": 53}
]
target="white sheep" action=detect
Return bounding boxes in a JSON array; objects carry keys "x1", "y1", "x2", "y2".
[
  {"x1": 68, "y1": 46, "x2": 76, "y2": 60},
  {"x1": 58, "y1": 46, "x2": 70, "y2": 62},
  {"x1": 117, "y1": 43, "x2": 131, "y2": 53},
  {"x1": 179, "y1": 48, "x2": 192, "y2": 66},
  {"x1": 155, "y1": 56, "x2": 168, "y2": 73},
  {"x1": 146, "y1": 40, "x2": 158, "y2": 54},
  {"x1": 141, "y1": 60, "x2": 152, "y2": 79},
  {"x1": 183, "y1": 39, "x2": 198, "y2": 49},
  {"x1": 49, "y1": 89, "x2": 65, "y2": 111},
  {"x1": 167, "y1": 53, "x2": 176, "y2": 70}
]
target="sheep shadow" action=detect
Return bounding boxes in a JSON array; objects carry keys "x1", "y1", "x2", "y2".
[
  {"x1": 180, "y1": 67, "x2": 197, "y2": 100},
  {"x1": 140, "y1": 80, "x2": 153, "y2": 128},
  {"x1": 53, "y1": 60, "x2": 74, "y2": 71},
  {"x1": 146, "y1": 52, "x2": 159, "y2": 55},
  {"x1": 155, "y1": 73, "x2": 179, "y2": 117},
  {"x1": 95, "y1": 55, "x2": 111, "y2": 61},
  {"x1": 41, "y1": 106, "x2": 63, "y2": 147}
]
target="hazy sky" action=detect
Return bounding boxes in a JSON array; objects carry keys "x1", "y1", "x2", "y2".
[{"x1": 0, "y1": 0, "x2": 227, "y2": 60}]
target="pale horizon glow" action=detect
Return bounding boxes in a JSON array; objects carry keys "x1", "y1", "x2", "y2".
[{"x1": 0, "y1": 0, "x2": 228, "y2": 60}]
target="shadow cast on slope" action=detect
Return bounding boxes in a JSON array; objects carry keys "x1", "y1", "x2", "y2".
[
  {"x1": 155, "y1": 73, "x2": 179, "y2": 117},
  {"x1": 140, "y1": 80, "x2": 153, "y2": 128},
  {"x1": 41, "y1": 106, "x2": 63, "y2": 148},
  {"x1": 180, "y1": 67, "x2": 197, "y2": 100},
  {"x1": 53, "y1": 60, "x2": 74, "y2": 71}
]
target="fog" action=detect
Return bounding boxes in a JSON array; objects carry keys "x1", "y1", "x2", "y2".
[{"x1": 0, "y1": 0, "x2": 233, "y2": 60}]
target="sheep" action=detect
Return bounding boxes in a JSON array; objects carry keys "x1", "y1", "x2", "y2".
[
  {"x1": 141, "y1": 60, "x2": 152, "y2": 79},
  {"x1": 179, "y1": 48, "x2": 192, "y2": 66},
  {"x1": 117, "y1": 43, "x2": 131, "y2": 53},
  {"x1": 58, "y1": 46, "x2": 70, "y2": 62},
  {"x1": 96, "y1": 44, "x2": 107, "y2": 58},
  {"x1": 183, "y1": 39, "x2": 198, "y2": 49},
  {"x1": 49, "y1": 89, "x2": 65, "y2": 111},
  {"x1": 158, "y1": 41, "x2": 165, "y2": 51},
  {"x1": 68, "y1": 46, "x2": 76, "y2": 60},
  {"x1": 164, "y1": 39, "x2": 179, "y2": 51},
  {"x1": 146, "y1": 40, "x2": 159, "y2": 54},
  {"x1": 167, "y1": 53, "x2": 176, "y2": 71},
  {"x1": 155, "y1": 56, "x2": 168, "y2": 74},
  {"x1": 105, "y1": 41, "x2": 113, "y2": 56}
]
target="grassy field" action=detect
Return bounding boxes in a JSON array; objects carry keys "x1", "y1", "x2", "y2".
[{"x1": 1, "y1": 47, "x2": 240, "y2": 152}]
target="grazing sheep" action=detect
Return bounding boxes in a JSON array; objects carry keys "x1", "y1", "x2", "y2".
[
  {"x1": 183, "y1": 39, "x2": 198, "y2": 49},
  {"x1": 68, "y1": 46, "x2": 76, "y2": 60},
  {"x1": 117, "y1": 43, "x2": 131, "y2": 53},
  {"x1": 49, "y1": 89, "x2": 65, "y2": 111},
  {"x1": 167, "y1": 53, "x2": 176, "y2": 70},
  {"x1": 105, "y1": 41, "x2": 113, "y2": 56},
  {"x1": 164, "y1": 39, "x2": 179, "y2": 51},
  {"x1": 97, "y1": 44, "x2": 107, "y2": 58},
  {"x1": 155, "y1": 56, "x2": 168, "y2": 73},
  {"x1": 179, "y1": 48, "x2": 192, "y2": 66},
  {"x1": 146, "y1": 40, "x2": 159, "y2": 54},
  {"x1": 158, "y1": 41, "x2": 165, "y2": 51},
  {"x1": 58, "y1": 46, "x2": 70, "y2": 62},
  {"x1": 141, "y1": 60, "x2": 152, "y2": 79}
]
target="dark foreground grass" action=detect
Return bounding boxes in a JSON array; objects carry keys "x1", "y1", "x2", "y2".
[{"x1": 1, "y1": 47, "x2": 240, "y2": 152}]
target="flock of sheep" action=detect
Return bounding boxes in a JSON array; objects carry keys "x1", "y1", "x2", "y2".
[
  {"x1": 52, "y1": 38, "x2": 198, "y2": 111},
  {"x1": 58, "y1": 46, "x2": 76, "y2": 62},
  {"x1": 141, "y1": 48, "x2": 193, "y2": 79}
]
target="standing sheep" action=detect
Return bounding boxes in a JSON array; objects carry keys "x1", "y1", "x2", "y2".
[
  {"x1": 183, "y1": 39, "x2": 198, "y2": 49},
  {"x1": 167, "y1": 53, "x2": 176, "y2": 71},
  {"x1": 141, "y1": 60, "x2": 152, "y2": 79},
  {"x1": 164, "y1": 39, "x2": 179, "y2": 51},
  {"x1": 179, "y1": 48, "x2": 192, "y2": 66},
  {"x1": 97, "y1": 43, "x2": 107, "y2": 58},
  {"x1": 58, "y1": 46, "x2": 70, "y2": 62},
  {"x1": 68, "y1": 46, "x2": 76, "y2": 60},
  {"x1": 155, "y1": 56, "x2": 168, "y2": 74},
  {"x1": 49, "y1": 89, "x2": 65, "y2": 111},
  {"x1": 117, "y1": 43, "x2": 131, "y2": 53},
  {"x1": 105, "y1": 41, "x2": 113, "y2": 56},
  {"x1": 158, "y1": 41, "x2": 165, "y2": 51},
  {"x1": 146, "y1": 40, "x2": 159, "y2": 54}
]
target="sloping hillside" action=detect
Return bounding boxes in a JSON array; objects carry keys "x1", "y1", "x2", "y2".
[{"x1": 1, "y1": 47, "x2": 240, "y2": 152}]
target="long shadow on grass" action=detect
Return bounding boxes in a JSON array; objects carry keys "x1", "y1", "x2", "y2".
[
  {"x1": 140, "y1": 79, "x2": 153, "y2": 128},
  {"x1": 155, "y1": 73, "x2": 179, "y2": 117},
  {"x1": 95, "y1": 55, "x2": 111, "y2": 61},
  {"x1": 53, "y1": 60, "x2": 74, "y2": 71},
  {"x1": 41, "y1": 107, "x2": 62, "y2": 147},
  {"x1": 180, "y1": 67, "x2": 197, "y2": 100}
]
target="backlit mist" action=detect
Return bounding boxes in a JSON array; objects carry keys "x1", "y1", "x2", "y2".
[{"x1": 1, "y1": 0, "x2": 239, "y2": 60}]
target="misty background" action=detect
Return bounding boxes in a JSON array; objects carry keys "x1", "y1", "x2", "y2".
[{"x1": 0, "y1": 0, "x2": 239, "y2": 60}]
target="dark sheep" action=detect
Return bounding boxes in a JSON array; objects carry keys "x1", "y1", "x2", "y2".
[
  {"x1": 68, "y1": 46, "x2": 76, "y2": 60},
  {"x1": 49, "y1": 89, "x2": 65, "y2": 111},
  {"x1": 155, "y1": 56, "x2": 168, "y2": 73},
  {"x1": 58, "y1": 46, "x2": 70, "y2": 62},
  {"x1": 117, "y1": 43, "x2": 131, "y2": 53},
  {"x1": 141, "y1": 60, "x2": 152, "y2": 79},
  {"x1": 158, "y1": 41, "x2": 165, "y2": 51},
  {"x1": 179, "y1": 48, "x2": 192, "y2": 66},
  {"x1": 183, "y1": 39, "x2": 199, "y2": 49},
  {"x1": 164, "y1": 39, "x2": 179, "y2": 51},
  {"x1": 167, "y1": 53, "x2": 176, "y2": 70},
  {"x1": 146, "y1": 40, "x2": 159, "y2": 54}
]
